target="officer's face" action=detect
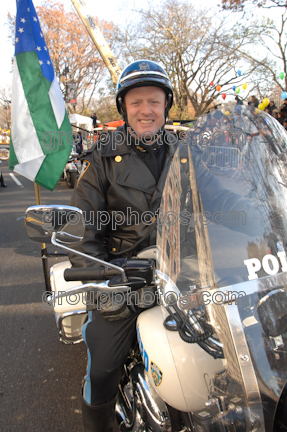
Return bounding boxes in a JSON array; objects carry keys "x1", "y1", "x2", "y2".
[{"x1": 124, "y1": 86, "x2": 166, "y2": 139}]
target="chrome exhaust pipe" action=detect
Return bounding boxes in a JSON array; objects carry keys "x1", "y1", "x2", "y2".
[{"x1": 130, "y1": 363, "x2": 171, "y2": 432}]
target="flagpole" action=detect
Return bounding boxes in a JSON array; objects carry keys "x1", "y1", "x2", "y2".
[{"x1": 34, "y1": 183, "x2": 50, "y2": 292}]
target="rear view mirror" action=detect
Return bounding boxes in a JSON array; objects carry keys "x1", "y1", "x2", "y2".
[{"x1": 25, "y1": 205, "x2": 85, "y2": 244}]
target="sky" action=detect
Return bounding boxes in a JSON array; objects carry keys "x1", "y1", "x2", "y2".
[{"x1": 0, "y1": 0, "x2": 281, "y2": 91}]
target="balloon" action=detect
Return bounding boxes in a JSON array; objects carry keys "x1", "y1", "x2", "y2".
[
  {"x1": 279, "y1": 72, "x2": 285, "y2": 80},
  {"x1": 258, "y1": 103, "x2": 265, "y2": 110},
  {"x1": 232, "y1": 85, "x2": 236, "y2": 91},
  {"x1": 225, "y1": 110, "x2": 230, "y2": 116},
  {"x1": 210, "y1": 81, "x2": 214, "y2": 86},
  {"x1": 216, "y1": 85, "x2": 221, "y2": 91},
  {"x1": 255, "y1": 108, "x2": 261, "y2": 114},
  {"x1": 242, "y1": 83, "x2": 247, "y2": 90},
  {"x1": 235, "y1": 87, "x2": 240, "y2": 93},
  {"x1": 262, "y1": 98, "x2": 269, "y2": 107},
  {"x1": 237, "y1": 70, "x2": 242, "y2": 76},
  {"x1": 222, "y1": 93, "x2": 226, "y2": 100},
  {"x1": 281, "y1": 91, "x2": 287, "y2": 100}
]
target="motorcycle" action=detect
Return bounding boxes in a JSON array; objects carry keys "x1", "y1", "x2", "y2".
[
  {"x1": 25, "y1": 105, "x2": 287, "y2": 431},
  {"x1": 62, "y1": 144, "x2": 81, "y2": 188}
]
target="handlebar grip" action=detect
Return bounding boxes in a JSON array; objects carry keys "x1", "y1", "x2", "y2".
[{"x1": 64, "y1": 267, "x2": 110, "y2": 281}]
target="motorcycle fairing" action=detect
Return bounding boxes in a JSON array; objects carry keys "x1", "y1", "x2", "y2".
[{"x1": 152, "y1": 105, "x2": 287, "y2": 431}]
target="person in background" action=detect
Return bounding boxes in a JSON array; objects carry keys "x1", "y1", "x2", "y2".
[
  {"x1": 277, "y1": 111, "x2": 284, "y2": 125},
  {"x1": 75, "y1": 132, "x2": 83, "y2": 155},
  {"x1": 235, "y1": 96, "x2": 243, "y2": 105},
  {"x1": 280, "y1": 100, "x2": 287, "y2": 119},
  {"x1": 91, "y1": 112, "x2": 98, "y2": 129},
  {"x1": 267, "y1": 100, "x2": 277, "y2": 113},
  {"x1": 250, "y1": 95, "x2": 259, "y2": 108},
  {"x1": 271, "y1": 109, "x2": 279, "y2": 121}
]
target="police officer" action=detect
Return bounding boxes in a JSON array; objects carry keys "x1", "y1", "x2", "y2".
[{"x1": 69, "y1": 60, "x2": 176, "y2": 432}]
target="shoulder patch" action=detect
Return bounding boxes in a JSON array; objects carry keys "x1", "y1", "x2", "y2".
[{"x1": 77, "y1": 160, "x2": 90, "y2": 186}]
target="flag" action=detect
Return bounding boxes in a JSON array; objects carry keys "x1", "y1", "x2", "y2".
[{"x1": 9, "y1": 0, "x2": 72, "y2": 191}]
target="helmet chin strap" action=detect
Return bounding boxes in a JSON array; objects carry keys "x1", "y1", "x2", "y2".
[
  {"x1": 165, "y1": 92, "x2": 172, "y2": 121},
  {"x1": 118, "y1": 97, "x2": 127, "y2": 124}
]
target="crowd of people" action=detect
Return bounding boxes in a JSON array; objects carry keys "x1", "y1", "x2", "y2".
[{"x1": 248, "y1": 95, "x2": 287, "y2": 129}]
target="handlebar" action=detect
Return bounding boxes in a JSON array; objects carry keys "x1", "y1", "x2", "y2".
[{"x1": 64, "y1": 267, "x2": 119, "y2": 282}]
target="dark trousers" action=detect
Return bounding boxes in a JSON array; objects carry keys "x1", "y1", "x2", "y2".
[{"x1": 82, "y1": 308, "x2": 140, "y2": 406}]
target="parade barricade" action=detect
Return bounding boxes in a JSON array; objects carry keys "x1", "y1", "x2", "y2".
[{"x1": 201, "y1": 145, "x2": 240, "y2": 169}]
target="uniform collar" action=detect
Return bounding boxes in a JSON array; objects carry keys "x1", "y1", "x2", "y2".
[{"x1": 101, "y1": 125, "x2": 178, "y2": 158}]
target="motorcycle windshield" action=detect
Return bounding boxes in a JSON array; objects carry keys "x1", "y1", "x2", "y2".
[{"x1": 156, "y1": 105, "x2": 287, "y2": 431}]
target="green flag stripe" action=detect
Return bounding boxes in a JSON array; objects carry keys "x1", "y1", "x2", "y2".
[
  {"x1": 35, "y1": 112, "x2": 72, "y2": 191},
  {"x1": 8, "y1": 136, "x2": 19, "y2": 170},
  {"x1": 16, "y1": 52, "x2": 70, "y2": 156}
]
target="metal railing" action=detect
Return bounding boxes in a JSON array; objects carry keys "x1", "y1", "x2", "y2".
[{"x1": 201, "y1": 146, "x2": 240, "y2": 169}]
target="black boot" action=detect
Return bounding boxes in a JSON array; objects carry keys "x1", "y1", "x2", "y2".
[
  {"x1": 82, "y1": 395, "x2": 119, "y2": 432},
  {"x1": 0, "y1": 174, "x2": 7, "y2": 187}
]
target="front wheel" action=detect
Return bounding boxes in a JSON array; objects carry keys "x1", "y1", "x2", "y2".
[{"x1": 66, "y1": 171, "x2": 77, "y2": 188}]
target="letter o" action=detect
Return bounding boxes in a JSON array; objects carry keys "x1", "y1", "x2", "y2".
[
  {"x1": 213, "y1": 131, "x2": 225, "y2": 146},
  {"x1": 164, "y1": 211, "x2": 178, "y2": 226},
  {"x1": 141, "y1": 131, "x2": 154, "y2": 145},
  {"x1": 142, "y1": 290, "x2": 155, "y2": 306},
  {"x1": 67, "y1": 211, "x2": 81, "y2": 226},
  {"x1": 164, "y1": 291, "x2": 177, "y2": 306},
  {"x1": 212, "y1": 291, "x2": 225, "y2": 305},
  {"x1": 262, "y1": 254, "x2": 280, "y2": 275},
  {"x1": 164, "y1": 132, "x2": 178, "y2": 146},
  {"x1": 212, "y1": 211, "x2": 226, "y2": 225},
  {"x1": 141, "y1": 211, "x2": 154, "y2": 225},
  {"x1": 66, "y1": 293, "x2": 80, "y2": 305}
]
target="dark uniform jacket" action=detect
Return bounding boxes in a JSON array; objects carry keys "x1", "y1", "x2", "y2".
[
  {"x1": 69, "y1": 127, "x2": 178, "y2": 268},
  {"x1": 69, "y1": 126, "x2": 261, "y2": 270}
]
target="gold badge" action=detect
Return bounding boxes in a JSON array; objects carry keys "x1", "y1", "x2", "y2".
[
  {"x1": 115, "y1": 155, "x2": 122, "y2": 162},
  {"x1": 151, "y1": 362, "x2": 163, "y2": 386},
  {"x1": 139, "y1": 62, "x2": 150, "y2": 71},
  {"x1": 181, "y1": 158, "x2": 187, "y2": 163}
]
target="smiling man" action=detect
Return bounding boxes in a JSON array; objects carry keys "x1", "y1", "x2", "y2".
[
  {"x1": 123, "y1": 86, "x2": 166, "y2": 138},
  {"x1": 69, "y1": 60, "x2": 176, "y2": 432}
]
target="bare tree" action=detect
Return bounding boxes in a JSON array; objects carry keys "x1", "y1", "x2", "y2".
[
  {"x1": 221, "y1": 0, "x2": 286, "y2": 12},
  {"x1": 117, "y1": 0, "x2": 261, "y2": 117},
  {"x1": 236, "y1": 10, "x2": 287, "y2": 101},
  {"x1": 0, "y1": 86, "x2": 12, "y2": 130},
  {"x1": 7, "y1": 0, "x2": 119, "y2": 114}
]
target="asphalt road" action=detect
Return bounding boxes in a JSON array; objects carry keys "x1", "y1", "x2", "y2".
[{"x1": 0, "y1": 161, "x2": 86, "y2": 432}]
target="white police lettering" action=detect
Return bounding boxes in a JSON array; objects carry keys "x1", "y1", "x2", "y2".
[
  {"x1": 244, "y1": 251, "x2": 287, "y2": 280},
  {"x1": 136, "y1": 325, "x2": 149, "y2": 371}
]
